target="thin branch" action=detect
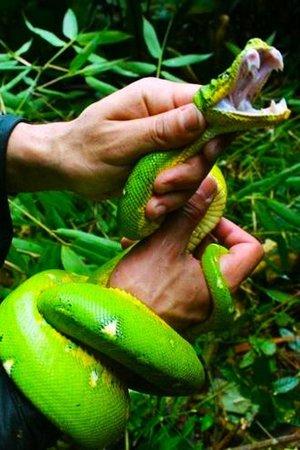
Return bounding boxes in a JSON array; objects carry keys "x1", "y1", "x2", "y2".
[
  {"x1": 9, "y1": 200, "x2": 67, "y2": 245},
  {"x1": 234, "y1": 336, "x2": 298, "y2": 354},
  {"x1": 213, "y1": 425, "x2": 240, "y2": 450},
  {"x1": 226, "y1": 430, "x2": 300, "y2": 450}
]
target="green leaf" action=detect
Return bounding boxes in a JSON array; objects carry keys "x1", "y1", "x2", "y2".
[
  {"x1": 118, "y1": 61, "x2": 156, "y2": 75},
  {"x1": 77, "y1": 30, "x2": 131, "y2": 46},
  {"x1": 235, "y1": 163, "x2": 300, "y2": 199},
  {"x1": 250, "y1": 337, "x2": 277, "y2": 356},
  {"x1": 38, "y1": 87, "x2": 84, "y2": 99},
  {"x1": 12, "y1": 238, "x2": 43, "y2": 255},
  {"x1": 85, "y1": 77, "x2": 117, "y2": 95},
  {"x1": 266, "y1": 31, "x2": 276, "y2": 45},
  {"x1": 0, "y1": 61, "x2": 22, "y2": 70},
  {"x1": 70, "y1": 35, "x2": 101, "y2": 72},
  {"x1": 81, "y1": 59, "x2": 124, "y2": 76},
  {"x1": 279, "y1": 328, "x2": 300, "y2": 352},
  {"x1": 0, "y1": 54, "x2": 10, "y2": 61},
  {"x1": 273, "y1": 376, "x2": 299, "y2": 394},
  {"x1": 63, "y1": 9, "x2": 78, "y2": 40},
  {"x1": 111, "y1": 66, "x2": 138, "y2": 78},
  {"x1": 56, "y1": 229, "x2": 121, "y2": 258},
  {"x1": 200, "y1": 414, "x2": 214, "y2": 431},
  {"x1": 240, "y1": 350, "x2": 256, "y2": 368},
  {"x1": 260, "y1": 340, "x2": 277, "y2": 356},
  {"x1": 163, "y1": 53, "x2": 212, "y2": 67},
  {"x1": 161, "y1": 70, "x2": 185, "y2": 82},
  {"x1": 34, "y1": 242, "x2": 61, "y2": 273},
  {"x1": 285, "y1": 176, "x2": 300, "y2": 190},
  {"x1": 142, "y1": 17, "x2": 161, "y2": 59},
  {"x1": 225, "y1": 41, "x2": 241, "y2": 56},
  {"x1": 264, "y1": 289, "x2": 296, "y2": 304},
  {"x1": 87, "y1": 53, "x2": 106, "y2": 64},
  {"x1": 0, "y1": 68, "x2": 30, "y2": 93},
  {"x1": 61, "y1": 246, "x2": 89, "y2": 275},
  {"x1": 15, "y1": 40, "x2": 32, "y2": 56},
  {"x1": 25, "y1": 18, "x2": 65, "y2": 47},
  {"x1": 275, "y1": 311, "x2": 293, "y2": 327},
  {"x1": 221, "y1": 383, "x2": 254, "y2": 415},
  {"x1": 267, "y1": 199, "x2": 300, "y2": 227}
]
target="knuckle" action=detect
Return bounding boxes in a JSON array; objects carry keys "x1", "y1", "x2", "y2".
[
  {"x1": 150, "y1": 115, "x2": 169, "y2": 148},
  {"x1": 174, "y1": 171, "x2": 199, "y2": 188},
  {"x1": 136, "y1": 77, "x2": 157, "y2": 90},
  {"x1": 182, "y1": 193, "x2": 208, "y2": 222},
  {"x1": 186, "y1": 167, "x2": 202, "y2": 185}
]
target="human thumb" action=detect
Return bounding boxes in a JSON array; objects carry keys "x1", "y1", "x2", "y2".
[
  {"x1": 121, "y1": 104, "x2": 206, "y2": 160},
  {"x1": 156, "y1": 176, "x2": 217, "y2": 252}
]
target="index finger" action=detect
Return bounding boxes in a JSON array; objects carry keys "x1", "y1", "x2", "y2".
[
  {"x1": 100, "y1": 79, "x2": 200, "y2": 120},
  {"x1": 213, "y1": 218, "x2": 264, "y2": 291}
]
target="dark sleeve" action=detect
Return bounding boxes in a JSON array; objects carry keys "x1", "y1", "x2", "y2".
[
  {"x1": 0, "y1": 115, "x2": 61, "y2": 449},
  {"x1": 0, "y1": 366, "x2": 60, "y2": 450},
  {"x1": 0, "y1": 114, "x2": 24, "y2": 266}
]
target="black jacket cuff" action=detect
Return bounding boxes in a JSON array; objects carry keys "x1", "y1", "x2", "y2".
[{"x1": 0, "y1": 114, "x2": 25, "y2": 266}]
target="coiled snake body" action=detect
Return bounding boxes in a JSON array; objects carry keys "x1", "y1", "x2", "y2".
[{"x1": 0, "y1": 39, "x2": 290, "y2": 448}]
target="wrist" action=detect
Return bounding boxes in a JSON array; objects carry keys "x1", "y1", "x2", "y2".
[{"x1": 6, "y1": 121, "x2": 73, "y2": 193}]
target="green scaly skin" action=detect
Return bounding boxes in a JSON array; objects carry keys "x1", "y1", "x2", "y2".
[{"x1": 0, "y1": 39, "x2": 290, "y2": 449}]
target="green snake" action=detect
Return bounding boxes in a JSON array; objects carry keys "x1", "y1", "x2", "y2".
[{"x1": 0, "y1": 39, "x2": 290, "y2": 449}]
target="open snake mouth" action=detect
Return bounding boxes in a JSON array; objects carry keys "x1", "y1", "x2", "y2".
[{"x1": 215, "y1": 47, "x2": 287, "y2": 116}]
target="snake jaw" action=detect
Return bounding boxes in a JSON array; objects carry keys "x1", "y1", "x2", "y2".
[
  {"x1": 194, "y1": 39, "x2": 290, "y2": 123},
  {"x1": 214, "y1": 46, "x2": 288, "y2": 117}
]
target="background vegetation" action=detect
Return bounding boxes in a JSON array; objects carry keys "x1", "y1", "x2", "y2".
[{"x1": 0, "y1": 1, "x2": 299, "y2": 449}]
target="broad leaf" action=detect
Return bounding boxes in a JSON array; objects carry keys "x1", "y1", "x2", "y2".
[
  {"x1": 118, "y1": 61, "x2": 156, "y2": 75},
  {"x1": 0, "y1": 69, "x2": 30, "y2": 93},
  {"x1": 85, "y1": 77, "x2": 117, "y2": 95},
  {"x1": 81, "y1": 59, "x2": 124, "y2": 76},
  {"x1": 70, "y1": 35, "x2": 101, "y2": 72},
  {"x1": 273, "y1": 377, "x2": 299, "y2": 394},
  {"x1": 163, "y1": 53, "x2": 212, "y2": 67},
  {"x1": 25, "y1": 19, "x2": 65, "y2": 47},
  {"x1": 225, "y1": 41, "x2": 241, "y2": 56},
  {"x1": 77, "y1": 30, "x2": 130, "y2": 46},
  {"x1": 142, "y1": 18, "x2": 161, "y2": 59},
  {"x1": 63, "y1": 9, "x2": 78, "y2": 40},
  {"x1": 15, "y1": 40, "x2": 32, "y2": 56},
  {"x1": 161, "y1": 70, "x2": 184, "y2": 82},
  {"x1": 61, "y1": 246, "x2": 89, "y2": 275}
]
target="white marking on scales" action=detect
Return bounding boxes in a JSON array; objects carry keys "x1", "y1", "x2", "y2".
[
  {"x1": 3, "y1": 359, "x2": 14, "y2": 376},
  {"x1": 101, "y1": 319, "x2": 118, "y2": 338},
  {"x1": 217, "y1": 277, "x2": 224, "y2": 289},
  {"x1": 89, "y1": 369, "x2": 99, "y2": 388}
]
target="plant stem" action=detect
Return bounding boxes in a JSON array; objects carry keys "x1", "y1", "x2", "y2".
[
  {"x1": 9, "y1": 200, "x2": 67, "y2": 245},
  {"x1": 156, "y1": 14, "x2": 174, "y2": 78}
]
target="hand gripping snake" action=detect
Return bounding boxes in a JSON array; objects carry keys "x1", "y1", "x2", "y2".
[{"x1": 0, "y1": 39, "x2": 290, "y2": 449}]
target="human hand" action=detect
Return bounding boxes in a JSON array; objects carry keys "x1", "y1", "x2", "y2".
[
  {"x1": 7, "y1": 78, "x2": 229, "y2": 219},
  {"x1": 109, "y1": 177, "x2": 264, "y2": 331}
]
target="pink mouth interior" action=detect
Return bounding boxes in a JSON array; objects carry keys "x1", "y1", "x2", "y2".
[{"x1": 216, "y1": 48, "x2": 287, "y2": 115}]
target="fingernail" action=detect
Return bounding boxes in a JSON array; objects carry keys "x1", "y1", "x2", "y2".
[
  {"x1": 199, "y1": 176, "x2": 217, "y2": 202},
  {"x1": 180, "y1": 104, "x2": 205, "y2": 132},
  {"x1": 152, "y1": 204, "x2": 167, "y2": 219},
  {"x1": 203, "y1": 138, "x2": 223, "y2": 162}
]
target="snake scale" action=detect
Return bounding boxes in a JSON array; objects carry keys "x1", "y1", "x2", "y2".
[{"x1": 0, "y1": 39, "x2": 290, "y2": 448}]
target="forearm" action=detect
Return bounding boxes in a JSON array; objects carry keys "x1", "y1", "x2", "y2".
[{"x1": 6, "y1": 122, "x2": 73, "y2": 193}]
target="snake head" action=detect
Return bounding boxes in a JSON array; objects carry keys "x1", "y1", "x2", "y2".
[{"x1": 194, "y1": 38, "x2": 290, "y2": 130}]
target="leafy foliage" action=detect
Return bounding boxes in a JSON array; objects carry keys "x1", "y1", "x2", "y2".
[{"x1": 0, "y1": 1, "x2": 299, "y2": 449}]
